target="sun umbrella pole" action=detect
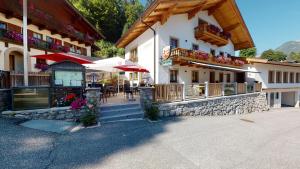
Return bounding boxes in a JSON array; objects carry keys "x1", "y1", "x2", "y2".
[
  {"x1": 23, "y1": 0, "x2": 29, "y2": 86},
  {"x1": 118, "y1": 71, "x2": 120, "y2": 94}
]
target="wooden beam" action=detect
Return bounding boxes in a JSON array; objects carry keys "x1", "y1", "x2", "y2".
[
  {"x1": 160, "y1": 3, "x2": 177, "y2": 25},
  {"x1": 5, "y1": 11, "x2": 14, "y2": 19},
  {"x1": 234, "y1": 41, "x2": 249, "y2": 50},
  {"x1": 223, "y1": 23, "x2": 240, "y2": 32},
  {"x1": 38, "y1": 24, "x2": 47, "y2": 31},
  {"x1": 208, "y1": 0, "x2": 227, "y2": 15},
  {"x1": 188, "y1": 0, "x2": 207, "y2": 20}
]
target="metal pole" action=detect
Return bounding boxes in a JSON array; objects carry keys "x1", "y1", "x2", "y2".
[
  {"x1": 23, "y1": 0, "x2": 29, "y2": 86},
  {"x1": 118, "y1": 72, "x2": 120, "y2": 94}
]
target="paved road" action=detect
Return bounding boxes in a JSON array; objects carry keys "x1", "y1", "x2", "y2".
[{"x1": 1, "y1": 108, "x2": 300, "y2": 169}]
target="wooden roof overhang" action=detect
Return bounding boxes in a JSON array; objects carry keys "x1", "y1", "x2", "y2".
[
  {"x1": 0, "y1": 0, "x2": 104, "y2": 45},
  {"x1": 247, "y1": 58, "x2": 300, "y2": 68},
  {"x1": 116, "y1": 0, "x2": 254, "y2": 50}
]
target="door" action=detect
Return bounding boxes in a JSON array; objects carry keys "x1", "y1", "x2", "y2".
[
  {"x1": 270, "y1": 93, "x2": 275, "y2": 108},
  {"x1": 210, "y1": 72, "x2": 215, "y2": 83},
  {"x1": 236, "y1": 72, "x2": 246, "y2": 83}
]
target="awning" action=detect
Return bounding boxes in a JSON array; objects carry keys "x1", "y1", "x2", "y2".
[
  {"x1": 32, "y1": 53, "x2": 94, "y2": 64},
  {"x1": 114, "y1": 65, "x2": 149, "y2": 73},
  {"x1": 84, "y1": 57, "x2": 125, "y2": 72},
  {"x1": 190, "y1": 61, "x2": 260, "y2": 73}
]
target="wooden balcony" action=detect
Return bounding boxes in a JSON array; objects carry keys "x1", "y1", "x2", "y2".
[
  {"x1": 194, "y1": 23, "x2": 229, "y2": 46},
  {"x1": 167, "y1": 48, "x2": 246, "y2": 68}
]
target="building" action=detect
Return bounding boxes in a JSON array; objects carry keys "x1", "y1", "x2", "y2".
[
  {"x1": 245, "y1": 58, "x2": 300, "y2": 108},
  {"x1": 0, "y1": 0, "x2": 103, "y2": 87},
  {"x1": 116, "y1": 0, "x2": 260, "y2": 101}
]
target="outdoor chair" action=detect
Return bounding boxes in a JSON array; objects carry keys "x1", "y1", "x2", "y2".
[{"x1": 100, "y1": 86, "x2": 108, "y2": 103}]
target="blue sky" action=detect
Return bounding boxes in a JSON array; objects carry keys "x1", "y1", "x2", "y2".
[{"x1": 141, "y1": 0, "x2": 300, "y2": 54}]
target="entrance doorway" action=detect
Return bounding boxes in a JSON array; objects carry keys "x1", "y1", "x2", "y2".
[
  {"x1": 9, "y1": 51, "x2": 24, "y2": 72},
  {"x1": 282, "y1": 92, "x2": 296, "y2": 107}
]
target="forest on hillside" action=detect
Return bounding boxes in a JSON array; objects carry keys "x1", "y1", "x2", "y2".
[{"x1": 70, "y1": 0, "x2": 154, "y2": 58}]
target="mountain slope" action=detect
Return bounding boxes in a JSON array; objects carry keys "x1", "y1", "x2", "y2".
[{"x1": 276, "y1": 41, "x2": 300, "y2": 54}]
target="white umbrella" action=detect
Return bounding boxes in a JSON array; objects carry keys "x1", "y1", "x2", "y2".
[{"x1": 84, "y1": 57, "x2": 125, "y2": 93}]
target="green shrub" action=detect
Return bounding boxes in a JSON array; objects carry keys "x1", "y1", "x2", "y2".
[
  {"x1": 80, "y1": 113, "x2": 97, "y2": 127},
  {"x1": 146, "y1": 105, "x2": 159, "y2": 121}
]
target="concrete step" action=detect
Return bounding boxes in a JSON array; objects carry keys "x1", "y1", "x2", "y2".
[
  {"x1": 101, "y1": 107, "x2": 142, "y2": 117},
  {"x1": 100, "y1": 103, "x2": 140, "y2": 111},
  {"x1": 99, "y1": 112, "x2": 144, "y2": 123}
]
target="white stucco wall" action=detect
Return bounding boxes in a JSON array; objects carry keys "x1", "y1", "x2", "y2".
[
  {"x1": 245, "y1": 63, "x2": 300, "y2": 89},
  {"x1": 124, "y1": 10, "x2": 236, "y2": 85}
]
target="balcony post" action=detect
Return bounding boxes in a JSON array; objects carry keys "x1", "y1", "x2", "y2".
[
  {"x1": 23, "y1": 0, "x2": 29, "y2": 86},
  {"x1": 222, "y1": 83, "x2": 225, "y2": 96},
  {"x1": 205, "y1": 81, "x2": 209, "y2": 98},
  {"x1": 234, "y1": 82, "x2": 238, "y2": 95},
  {"x1": 182, "y1": 82, "x2": 186, "y2": 101}
]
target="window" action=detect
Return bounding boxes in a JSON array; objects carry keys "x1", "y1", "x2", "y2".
[
  {"x1": 276, "y1": 71, "x2": 282, "y2": 83},
  {"x1": 70, "y1": 45, "x2": 76, "y2": 53},
  {"x1": 226, "y1": 74, "x2": 231, "y2": 83},
  {"x1": 219, "y1": 72, "x2": 224, "y2": 83},
  {"x1": 76, "y1": 47, "x2": 82, "y2": 54},
  {"x1": 276, "y1": 92, "x2": 279, "y2": 99},
  {"x1": 129, "y1": 73, "x2": 133, "y2": 81},
  {"x1": 170, "y1": 69, "x2": 178, "y2": 83},
  {"x1": 192, "y1": 44, "x2": 199, "y2": 50},
  {"x1": 46, "y1": 36, "x2": 54, "y2": 44},
  {"x1": 36, "y1": 58, "x2": 46, "y2": 64},
  {"x1": 283, "y1": 72, "x2": 289, "y2": 83},
  {"x1": 290, "y1": 72, "x2": 295, "y2": 83},
  {"x1": 170, "y1": 37, "x2": 179, "y2": 49},
  {"x1": 33, "y1": 32, "x2": 42, "y2": 40},
  {"x1": 219, "y1": 51, "x2": 224, "y2": 56},
  {"x1": 0, "y1": 22, "x2": 7, "y2": 29},
  {"x1": 192, "y1": 71, "x2": 199, "y2": 83},
  {"x1": 209, "y1": 71, "x2": 215, "y2": 83},
  {"x1": 296, "y1": 73, "x2": 300, "y2": 83},
  {"x1": 268, "y1": 71, "x2": 275, "y2": 83},
  {"x1": 129, "y1": 48, "x2": 138, "y2": 63},
  {"x1": 210, "y1": 49, "x2": 216, "y2": 56},
  {"x1": 134, "y1": 72, "x2": 138, "y2": 80}
]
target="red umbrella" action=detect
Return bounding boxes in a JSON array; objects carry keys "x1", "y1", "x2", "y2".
[
  {"x1": 114, "y1": 65, "x2": 149, "y2": 73},
  {"x1": 31, "y1": 53, "x2": 94, "y2": 64}
]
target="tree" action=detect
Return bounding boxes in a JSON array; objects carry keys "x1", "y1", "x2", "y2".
[
  {"x1": 260, "y1": 49, "x2": 287, "y2": 61},
  {"x1": 93, "y1": 40, "x2": 125, "y2": 58},
  {"x1": 239, "y1": 47, "x2": 257, "y2": 58},
  {"x1": 289, "y1": 52, "x2": 300, "y2": 62},
  {"x1": 122, "y1": 0, "x2": 144, "y2": 35},
  {"x1": 70, "y1": 0, "x2": 144, "y2": 58},
  {"x1": 70, "y1": 0, "x2": 126, "y2": 43}
]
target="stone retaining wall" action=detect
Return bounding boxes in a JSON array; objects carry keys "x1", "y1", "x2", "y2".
[
  {"x1": 0, "y1": 89, "x2": 11, "y2": 112},
  {"x1": 158, "y1": 93, "x2": 269, "y2": 117},
  {"x1": 139, "y1": 88, "x2": 269, "y2": 117},
  {"x1": 1, "y1": 107, "x2": 90, "y2": 121}
]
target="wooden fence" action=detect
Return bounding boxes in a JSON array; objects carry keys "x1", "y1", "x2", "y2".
[
  {"x1": 154, "y1": 82, "x2": 263, "y2": 103},
  {"x1": 10, "y1": 72, "x2": 51, "y2": 87},
  {"x1": 208, "y1": 83, "x2": 222, "y2": 97},
  {"x1": 0, "y1": 71, "x2": 10, "y2": 88},
  {"x1": 237, "y1": 83, "x2": 246, "y2": 94},
  {"x1": 154, "y1": 84, "x2": 183, "y2": 102}
]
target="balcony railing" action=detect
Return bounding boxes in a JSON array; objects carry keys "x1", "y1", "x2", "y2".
[
  {"x1": 154, "y1": 82, "x2": 262, "y2": 103},
  {"x1": 194, "y1": 23, "x2": 230, "y2": 46},
  {"x1": 0, "y1": 28, "x2": 69, "y2": 53},
  {"x1": 168, "y1": 48, "x2": 246, "y2": 67}
]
